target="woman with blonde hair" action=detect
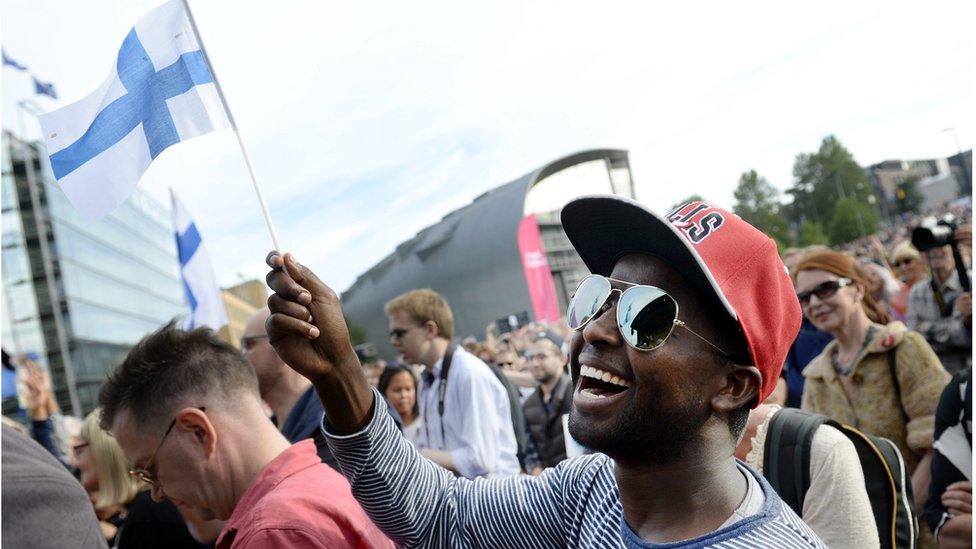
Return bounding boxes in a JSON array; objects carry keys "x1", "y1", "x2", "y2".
[
  {"x1": 75, "y1": 410, "x2": 206, "y2": 548},
  {"x1": 794, "y1": 251, "x2": 951, "y2": 544}
]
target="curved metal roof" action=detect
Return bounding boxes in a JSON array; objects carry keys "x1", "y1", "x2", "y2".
[{"x1": 341, "y1": 149, "x2": 629, "y2": 357}]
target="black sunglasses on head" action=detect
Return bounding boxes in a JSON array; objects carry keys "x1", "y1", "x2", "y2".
[{"x1": 796, "y1": 278, "x2": 852, "y2": 306}]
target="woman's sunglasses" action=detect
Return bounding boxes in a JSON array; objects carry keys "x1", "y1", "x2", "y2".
[
  {"x1": 796, "y1": 278, "x2": 852, "y2": 306},
  {"x1": 892, "y1": 258, "x2": 915, "y2": 268},
  {"x1": 567, "y1": 274, "x2": 731, "y2": 356}
]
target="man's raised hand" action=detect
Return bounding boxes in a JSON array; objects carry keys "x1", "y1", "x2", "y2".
[
  {"x1": 265, "y1": 252, "x2": 350, "y2": 382},
  {"x1": 265, "y1": 252, "x2": 374, "y2": 433}
]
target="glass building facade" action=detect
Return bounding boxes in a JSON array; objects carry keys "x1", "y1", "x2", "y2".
[{"x1": 2, "y1": 131, "x2": 185, "y2": 416}]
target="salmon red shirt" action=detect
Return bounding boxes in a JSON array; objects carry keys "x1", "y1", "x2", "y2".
[{"x1": 216, "y1": 439, "x2": 393, "y2": 548}]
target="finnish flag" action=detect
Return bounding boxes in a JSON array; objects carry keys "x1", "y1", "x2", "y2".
[
  {"x1": 39, "y1": 0, "x2": 230, "y2": 221},
  {"x1": 171, "y1": 190, "x2": 227, "y2": 331}
]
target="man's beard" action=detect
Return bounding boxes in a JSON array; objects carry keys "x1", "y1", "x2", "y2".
[{"x1": 568, "y1": 390, "x2": 708, "y2": 466}]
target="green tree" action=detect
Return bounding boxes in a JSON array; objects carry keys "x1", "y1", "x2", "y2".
[
  {"x1": 668, "y1": 194, "x2": 706, "y2": 214},
  {"x1": 894, "y1": 177, "x2": 923, "y2": 214},
  {"x1": 798, "y1": 221, "x2": 828, "y2": 246},
  {"x1": 787, "y1": 135, "x2": 879, "y2": 227},
  {"x1": 828, "y1": 197, "x2": 879, "y2": 245},
  {"x1": 733, "y1": 170, "x2": 790, "y2": 247}
]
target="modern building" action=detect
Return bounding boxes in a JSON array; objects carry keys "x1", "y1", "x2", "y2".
[
  {"x1": 219, "y1": 279, "x2": 266, "y2": 348},
  {"x1": 341, "y1": 149, "x2": 634, "y2": 358},
  {"x1": 867, "y1": 151, "x2": 972, "y2": 219},
  {"x1": 2, "y1": 131, "x2": 185, "y2": 417},
  {"x1": 947, "y1": 149, "x2": 972, "y2": 196}
]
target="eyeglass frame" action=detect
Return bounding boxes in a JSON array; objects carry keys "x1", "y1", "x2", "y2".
[
  {"x1": 569, "y1": 274, "x2": 733, "y2": 358},
  {"x1": 796, "y1": 277, "x2": 853, "y2": 306},
  {"x1": 128, "y1": 406, "x2": 206, "y2": 487},
  {"x1": 389, "y1": 322, "x2": 431, "y2": 342}
]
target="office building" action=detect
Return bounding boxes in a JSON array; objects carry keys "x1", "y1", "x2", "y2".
[
  {"x1": 341, "y1": 149, "x2": 634, "y2": 358},
  {"x1": 2, "y1": 131, "x2": 185, "y2": 416}
]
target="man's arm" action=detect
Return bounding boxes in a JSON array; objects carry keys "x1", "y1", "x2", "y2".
[
  {"x1": 322, "y1": 387, "x2": 577, "y2": 548},
  {"x1": 266, "y1": 252, "x2": 572, "y2": 547},
  {"x1": 265, "y1": 252, "x2": 374, "y2": 435}
]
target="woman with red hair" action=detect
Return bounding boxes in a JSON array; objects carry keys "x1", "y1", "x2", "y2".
[{"x1": 794, "y1": 251, "x2": 950, "y2": 524}]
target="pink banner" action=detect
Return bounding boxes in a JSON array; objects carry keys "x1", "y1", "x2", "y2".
[{"x1": 517, "y1": 214, "x2": 561, "y2": 323}]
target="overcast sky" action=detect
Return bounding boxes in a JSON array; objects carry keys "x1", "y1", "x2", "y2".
[{"x1": 3, "y1": 0, "x2": 972, "y2": 292}]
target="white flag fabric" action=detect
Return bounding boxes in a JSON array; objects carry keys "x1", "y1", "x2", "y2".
[
  {"x1": 39, "y1": 0, "x2": 230, "y2": 221},
  {"x1": 171, "y1": 190, "x2": 227, "y2": 331}
]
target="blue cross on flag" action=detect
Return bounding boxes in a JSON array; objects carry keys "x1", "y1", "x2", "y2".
[
  {"x1": 171, "y1": 189, "x2": 227, "y2": 331},
  {"x1": 39, "y1": 0, "x2": 230, "y2": 221},
  {"x1": 33, "y1": 77, "x2": 57, "y2": 99},
  {"x1": 2, "y1": 49, "x2": 28, "y2": 71}
]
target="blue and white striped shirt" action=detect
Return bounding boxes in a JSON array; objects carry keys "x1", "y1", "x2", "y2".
[{"x1": 324, "y1": 390, "x2": 826, "y2": 548}]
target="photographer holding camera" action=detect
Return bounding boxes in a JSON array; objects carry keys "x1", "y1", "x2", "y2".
[{"x1": 907, "y1": 216, "x2": 972, "y2": 374}]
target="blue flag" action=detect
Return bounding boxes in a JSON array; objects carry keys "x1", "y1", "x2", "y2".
[
  {"x1": 38, "y1": 0, "x2": 230, "y2": 221},
  {"x1": 171, "y1": 190, "x2": 227, "y2": 331},
  {"x1": 32, "y1": 76, "x2": 57, "y2": 99}
]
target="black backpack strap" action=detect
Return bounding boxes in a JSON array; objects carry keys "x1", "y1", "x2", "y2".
[
  {"x1": 886, "y1": 349, "x2": 909, "y2": 424},
  {"x1": 763, "y1": 408, "x2": 828, "y2": 515}
]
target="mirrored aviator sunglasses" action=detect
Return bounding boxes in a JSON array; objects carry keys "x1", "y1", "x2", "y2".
[{"x1": 566, "y1": 274, "x2": 679, "y2": 351}]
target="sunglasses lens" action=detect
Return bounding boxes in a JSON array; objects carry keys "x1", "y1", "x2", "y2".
[
  {"x1": 617, "y1": 286, "x2": 677, "y2": 350},
  {"x1": 567, "y1": 275, "x2": 612, "y2": 330}
]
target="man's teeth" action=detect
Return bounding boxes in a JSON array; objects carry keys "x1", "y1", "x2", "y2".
[{"x1": 579, "y1": 365, "x2": 631, "y2": 388}]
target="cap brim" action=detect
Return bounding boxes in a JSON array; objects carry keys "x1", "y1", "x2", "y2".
[{"x1": 560, "y1": 195, "x2": 737, "y2": 322}]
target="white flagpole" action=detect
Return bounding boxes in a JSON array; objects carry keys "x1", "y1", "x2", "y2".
[{"x1": 180, "y1": 0, "x2": 282, "y2": 253}]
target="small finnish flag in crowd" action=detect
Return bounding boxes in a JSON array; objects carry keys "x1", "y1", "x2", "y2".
[
  {"x1": 171, "y1": 190, "x2": 227, "y2": 331},
  {"x1": 39, "y1": 0, "x2": 230, "y2": 221}
]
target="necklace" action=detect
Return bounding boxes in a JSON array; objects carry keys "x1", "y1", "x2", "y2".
[{"x1": 831, "y1": 325, "x2": 879, "y2": 377}]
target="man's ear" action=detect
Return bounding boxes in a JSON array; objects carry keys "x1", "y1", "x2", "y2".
[
  {"x1": 175, "y1": 408, "x2": 217, "y2": 457},
  {"x1": 424, "y1": 320, "x2": 440, "y2": 340},
  {"x1": 711, "y1": 365, "x2": 762, "y2": 414}
]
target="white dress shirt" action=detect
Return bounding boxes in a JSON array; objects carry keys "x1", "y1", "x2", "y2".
[{"x1": 416, "y1": 346, "x2": 520, "y2": 478}]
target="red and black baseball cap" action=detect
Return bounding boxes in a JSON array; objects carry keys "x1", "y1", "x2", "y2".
[{"x1": 560, "y1": 195, "x2": 801, "y2": 406}]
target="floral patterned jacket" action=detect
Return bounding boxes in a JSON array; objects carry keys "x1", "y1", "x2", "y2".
[{"x1": 801, "y1": 321, "x2": 951, "y2": 471}]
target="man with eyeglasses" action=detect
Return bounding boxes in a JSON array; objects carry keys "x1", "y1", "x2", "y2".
[
  {"x1": 521, "y1": 332, "x2": 575, "y2": 475},
  {"x1": 906, "y1": 239, "x2": 972, "y2": 374},
  {"x1": 384, "y1": 288, "x2": 520, "y2": 478},
  {"x1": 265, "y1": 196, "x2": 824, "y2": 547},
  {"x1": 98, "y1": 322, "x2": 393, "y2": 548},
  {"x1": 241, "y1": 307, "x2": 336, "y2": 469}
]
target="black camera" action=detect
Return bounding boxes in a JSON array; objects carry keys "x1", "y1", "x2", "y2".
[
  {"x1": 912, "y1": 215, "x2": 958, "y2": 252},
  {"x1": 911, "y1": 214, "x2": 970, "y2": 292}
]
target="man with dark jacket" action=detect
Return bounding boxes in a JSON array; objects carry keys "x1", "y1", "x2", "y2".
[{"x1": 522, "y1": 333, "x2": 574, "y2": 474}]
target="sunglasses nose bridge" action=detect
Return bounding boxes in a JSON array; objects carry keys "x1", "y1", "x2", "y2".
[{"x1": 581, "y1": 289, "x2": 624, "y2": 346}]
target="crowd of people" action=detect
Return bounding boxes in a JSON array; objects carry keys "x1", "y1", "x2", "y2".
[{"x1": 1, "y1": 195, "x2": 972, "y2": 548}]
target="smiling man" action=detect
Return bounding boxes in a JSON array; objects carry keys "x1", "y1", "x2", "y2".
[
  {"x1": 98, "y1": 323, "x2": 393, "y2": 549},
  {"x1": 265, "y1": 195, "x2": 825, "y2": 547}
]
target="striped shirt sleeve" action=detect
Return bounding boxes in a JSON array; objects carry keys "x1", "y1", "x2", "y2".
[{"x1": 323, "y1": 389, "x2": 574, "y2": 548}]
